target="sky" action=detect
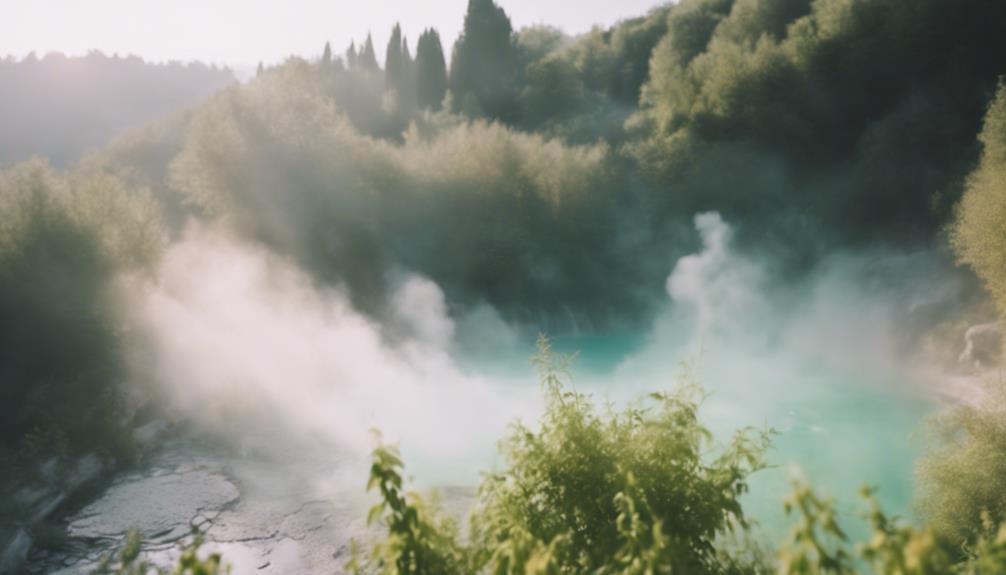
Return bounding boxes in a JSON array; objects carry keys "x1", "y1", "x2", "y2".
[{"x1": 5, "y1": 0, "x2": 669, "y2": 71}]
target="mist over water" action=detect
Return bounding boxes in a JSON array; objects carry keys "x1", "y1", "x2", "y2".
[{"x1": 123, "y1": 212, "x2": 967, "y2": 538}]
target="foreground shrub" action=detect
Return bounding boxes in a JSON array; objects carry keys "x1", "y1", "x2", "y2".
[
  {"x1": 352, "y1": 336, "x2": 772, "y2": 574},
  {"x1": 352, "y1": 339, "x2": 1006, "y2": 574}
]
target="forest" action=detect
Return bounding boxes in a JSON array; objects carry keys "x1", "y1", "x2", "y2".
[
  {"x1": 3, "y1": 0, "x2": 1006, "y2": 572},
  {"x1": 0, "y1": 52, "x2": 235, "y2": 168}
]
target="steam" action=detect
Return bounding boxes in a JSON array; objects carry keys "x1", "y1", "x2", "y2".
[
  {"x1": 607, "y1": 212, "x2": 978, "y2": 532},
  {"x1": 125, "y1": 212, "x2": 980, "y2": 532},
  {"x1": 664, "y1": 212, "x2": 765, "y2": 344},
  {"x1": 389, "y1": 275, "x2": 456, "y2": 349},
  {"x1": 129, "y1": 224, "x2": 538, "y2": 478}
]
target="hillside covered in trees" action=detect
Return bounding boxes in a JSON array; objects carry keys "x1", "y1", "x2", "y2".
[
  {"x1": 0, "y1": 52, "x2": 235, "y2": 168},
  {"x1": 4, "y1": 0, "x2": 1006, "y2": 572}
]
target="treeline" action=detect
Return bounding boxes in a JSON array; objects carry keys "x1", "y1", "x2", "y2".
[
  {"x1": 139, "y1": 0, "x2": 1006, "y2": 332},
  {"x1": 0, "y1": 51, "x2": 234, "y2": 168},
  {"x1": 301, "y1": 0, "x2": 1006, "y2": 248},
  {"x1": 303, "y1": 0, "x2": 671, "y2": 142}
]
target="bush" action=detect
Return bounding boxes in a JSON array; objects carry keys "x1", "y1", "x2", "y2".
[
  {"x1": 0, "y1": 160, "x2": 162, "y2": 457},
  {"x1": 916, "y1": 379, "x2": 1006, "y2": 549},
  {"x1": 352, "y1": 339, "x2": 1006, "y2": 574},
  {"x1": 352, "y1": 336, "x2": 772, "y2": 574}
]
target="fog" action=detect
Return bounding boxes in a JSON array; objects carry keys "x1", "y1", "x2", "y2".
[
  {"x1": 128, "y1": 224, "x2": 538, "y2": 476},
  {"x1": 118, "y1": 211, "x2": 976, "y2": 535}
]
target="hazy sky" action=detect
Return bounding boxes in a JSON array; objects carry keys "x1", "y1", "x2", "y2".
[{"x1": 6, "y1": 0, "x2": 668, "y2": 70}]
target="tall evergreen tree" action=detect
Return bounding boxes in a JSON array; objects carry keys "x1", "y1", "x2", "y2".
[
  {"x1": 346, "y1": 41, "x2": 358, "y2": 69},
  {"x1": 415, "y1": 28, "x2": 448, "y2": 111},
  {"x1": 400, "y1": 35, "x2": 417, "y2": 112},
  {"x1": 402, "y1": 36, "x2": 412, "y2": 64},
  {"x1": 385, "y1": 23, "x2": 405, "y2": 94},
  {"x1": 449, "y1": 0, "x2": 519, "y2": 119},
  {"x1": 360, "y1": 33, "x2": 379, "y2": 71},
  {"x1": 321, "y1": 41, "x2": 332, "y2": 67},
  {"x1": 331, "y1": 56, "x2": 346, "y2": 74}
]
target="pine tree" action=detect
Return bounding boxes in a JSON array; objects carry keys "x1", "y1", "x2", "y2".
[{"x1": 415, "y1": 28, "x2": 448, "y2": 111}]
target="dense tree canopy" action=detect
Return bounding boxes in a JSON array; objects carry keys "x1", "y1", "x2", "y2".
[
  {"x1": 0, "y1": 52, "x2": 234, "y2": 168},
  {"x1": 0, "y1": 161, "x2": 162, "y2": 457},
  {"x1": 632, "y1": 0, "x2": 1006, "y2": 243}
]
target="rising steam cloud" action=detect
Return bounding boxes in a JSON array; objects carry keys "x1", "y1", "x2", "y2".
[
  {"x1": 128, "y1": 224, "x2": 538, "y2": 478},
  {"x1": 125, "y1": 212, "x2": 978, "y2": 519}
]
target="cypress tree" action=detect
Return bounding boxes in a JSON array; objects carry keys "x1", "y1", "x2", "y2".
[
  {"x1": 400, "y1": 35, "x2": 417, "y2": 111},
  {"x1": 321, "y1": 41, "x2": 332, "y2": 67},
  {"x1": 385, "y1": 24, "x2": 404, "y2": 94},
  {"x1": 415, "y1": 28, "x2": 448, "y2": 111},
  {"x1": 448, "y1": 0, "x2": 519, "y2": 119},
  {"x1": 360, "y1": 33, "x2": 379, "y2": 71},
  {"x1": 346, "y1": 41, "x2": 358, "y2": 69}
]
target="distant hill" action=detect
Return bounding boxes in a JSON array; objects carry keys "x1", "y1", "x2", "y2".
[{"x1": 0, "y1": 51, "x2": 235, "y2": 167}]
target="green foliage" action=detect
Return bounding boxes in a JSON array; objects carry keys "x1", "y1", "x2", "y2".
[
  {"x1": 952, "y1": 82, "x2": 1006, "y2": 315},
  {"x1": 635, "y1": 0, "x2": 1006, "y2": 242},
  {"x1": 0, "y1": 160, "x2": 162, "y2": 455},
  {"x1": 349, "y1": 342, "x2": 1006, "y2": 575},
  {"x1": 916, "y1": 378, "x2": 1006, "y2": 548},
  {"x1": 349, "y1": 436, "x2": 469, "y2": 575},
  {"x1": 776, "y1": 480, "x2": 1006, "y2": 575},
  {"x1": 518, "y1": 53, "x2": 587, "y2": 126},
  {"x1": 85, "y1": 0, "x2": 1006, "y2": 336},
  {"x1": 415, "y1": 29, "x2": 448, "y2": 111},
  {"x1": 472, "y1": 337, "x2": 770, "y2": 573},
  {"x1": 169, "y1": 60, "x2": 634, "y2": 322},
  {"x1": 857, "y1": 487, "x2": 952, "y2": 575},
  {"x1": 553, "y1": 5, "x2": 670, "y2": 106},
  {"x1": 778, "y1": 480, "x2": 855, "y2": 574},
  {"x1": 449, "y1": 0, "x2": 520, "y2": 121},
  {"x1": 354, "y1": 336, "x2": 771, "y2": 574},
  {"x1": 360, "y1": 34, "x2": 380, "y2": 72},
  {"x1": 385, "y1": 24, "x2": 409, "y2": 101},
  {"x1": 94, "y1": 530, "x2": 228, "y2": 575}
]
